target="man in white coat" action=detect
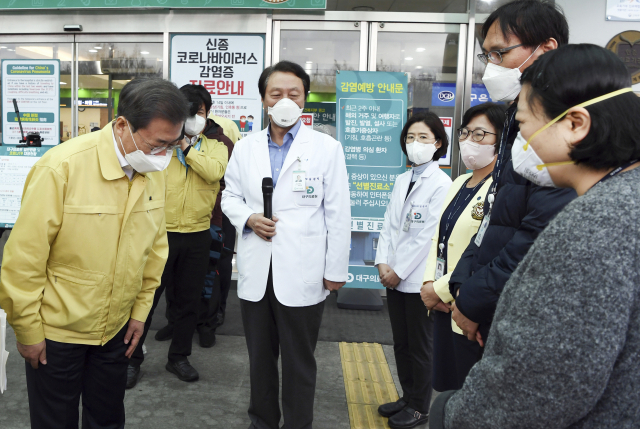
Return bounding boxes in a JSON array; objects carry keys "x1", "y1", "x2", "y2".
[{"x1": 221, "y1": 61, "x2": 351, "y2": 429}]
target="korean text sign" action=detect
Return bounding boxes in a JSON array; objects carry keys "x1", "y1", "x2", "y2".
[
  {"x1": 170, "y1": 34, "x2": 264, "y2": 139},
  {"x1": 337, "y1": 71, "x2": 408, "y2": 290}
]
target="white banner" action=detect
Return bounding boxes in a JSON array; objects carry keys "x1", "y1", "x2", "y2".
[
  {"x1": 607, "y1": 0, "x2": 640, "y2": 21},
  {"x1": 2, "y1": 60, "x2": 60, "y2": 146},
  {"x1": 170, "y1": 34, "x2": 265, "y2": 139}
]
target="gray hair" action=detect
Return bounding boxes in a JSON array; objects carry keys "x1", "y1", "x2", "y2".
[{"x1": 117, "y1": 78, "x2": 189, "y2": 132}]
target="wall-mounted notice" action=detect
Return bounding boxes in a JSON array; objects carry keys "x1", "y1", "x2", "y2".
[
  {"x1": 2, "y1": 60, "x2": 60, "y2": 146},
  {"x1": 303, "y1": 102, "x2": 336, "y2": 138},
  {"x1": 170, "y1": 34, "x2": 265, "y2": 140},
  {"x1": 607, "y1": 0, "x2": 640, "y2": 21},
  {"x1": 0, "y1": 146, "x2": 50, "y2": 228},
  {"x1": 337, "y1": 70, "x2": 408, "y2": 289}
]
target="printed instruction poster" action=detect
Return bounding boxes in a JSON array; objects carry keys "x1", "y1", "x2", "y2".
[
  {"x1": 2, "y1": 60, "x2": 60, "y2": 146},
  {"x1": 170, "y1": 34, "x2": 265, "y2": 140},
  {"x1": 337, "y1": 71, "x2": 408, "y2": 289}
]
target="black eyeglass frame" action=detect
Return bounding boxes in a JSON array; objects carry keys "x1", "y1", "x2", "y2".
[
  {"x1": 477, "y1": 43, "x2": 524, "y2": 65},
  {"x1": 457, "y1": 127, "x2": 497, "y2": 142}
]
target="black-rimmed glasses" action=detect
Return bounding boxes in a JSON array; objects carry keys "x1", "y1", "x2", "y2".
[
  {"x1": 477, "y1": 43, "x2": 523, "y2": 65},
  {"x1": 457, "y1": 127, "x2": 497, "y2": 142}
]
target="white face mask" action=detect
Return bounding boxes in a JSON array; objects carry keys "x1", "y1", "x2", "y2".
[
  {"x1": 459, "y1": 139, "x2": 496, "y2": 170},
  {"x1": 511, "y1": 132, "x2": 557, "y2": 187},
  {"x1": 406, "y1": 142, "x2": 437, "y2": 165},
  {"x1": 482, "y1": 45, "x2": 540, "y2": 102},
  {"x1": 184, "y1": 114, "x2": 206, "y2": 137},
  {"x1": 267, "y1": 98, "x2": 303, "y2": 128},
  {"x1": 118, "y1": 120, "x2": 173, "y2": 174}
]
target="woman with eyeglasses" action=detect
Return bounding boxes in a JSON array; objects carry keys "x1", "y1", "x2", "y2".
[
  {"x1": 420, "y1": 103, "x2": 506, "y2": 393},
  {"x1": 430, "y1": 43, "x2": 640, "y2": 429},
  {"x1": 374, "y1": 112, "x2": 452, "y2": 429}
]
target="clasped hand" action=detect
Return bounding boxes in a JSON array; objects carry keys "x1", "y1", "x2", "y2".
[
  {"x1": 451, "y1": 290, "x2": 484, "y2": 347},
  {"x1": 420, "y1": 281, "x2": 451, "y2": 313},
  {"x1": 377, "y1": 263, "x2": 401, "y2": 289}
]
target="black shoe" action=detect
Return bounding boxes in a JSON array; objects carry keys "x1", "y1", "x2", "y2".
[
  {"x1": 165, "y1": 359, "x2": 199, "y2": 382},
  {"x1": 199, "y1": 329, "x2": 216, "y2": 348},
  {"x1": 378, "y1": 398, "x2": 408, "y2": 418},
  {"x1": 125, "y1": 365, "x2": 141, "y2": 390},
  {"x1": 387, "y1": 407, "x2": 428, "y2": 429},
  {"x1": 154, "y1": 324, "x2": 174, "y2": 341},
  {"x1": 215, "y1": 310, "x2": 225, "y2": 328}
]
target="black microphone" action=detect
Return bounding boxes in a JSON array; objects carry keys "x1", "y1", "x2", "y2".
[{"x1": 262, "y1": 177, "x2": 273, "y2": 220}]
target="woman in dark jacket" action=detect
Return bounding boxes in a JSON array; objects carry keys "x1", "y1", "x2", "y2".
[{"x1": 431, "y1": 44, "x2": 640, "y2": 429}]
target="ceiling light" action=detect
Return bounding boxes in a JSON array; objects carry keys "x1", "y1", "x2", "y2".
[
  {"x1": 8, "y1": 49, "x2": 15, "y2": 52},
  {"x1": 405, "y1": 57, "x2": 413, "y2": 60},
  {"x1": 94, "y1": 46, "x2": 102, "y2": 49},
  {"x1": 60, "y1": 82, "x2": 67, "y2": 85},
  {"x1": 141, "y1": 51, "x2": 149, "y2": 55},
  {"x1": 401, "y1": 49, "x2": 405, "y2": 52},
  {"x1": 416, "y1": 48, "x2": 425, "y2": 52},
  {"x1": 0, "y1": 46, "x2": 6, "y2": 49},
  {"x1": 88, "y1": 49, "x2": 98, "y2": 53},
  {"x1": 305, "y1": 48, "x2": 313, "y2": 50},
  {"x1": 415, "y1": 66, "x2": 423, "y2": 69},
  {"x1": 157, "y1": 59, "x2": 163, "y2": 61},
  {"x1": 306, "y1": 61, "x2": 313, "y2": 63},
  {"x1": 352, "y1": 5, "x2": 374, "y2": 11}
]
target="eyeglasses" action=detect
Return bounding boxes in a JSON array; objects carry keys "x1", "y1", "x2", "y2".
[
  {"x1": 137, "y1": 131, "x2": 182, "y2": 154},
  {"x1": 457, "y1": 127, "x2": 497, "y2": 142},
  {"x1": 405, "y1": 135, "x2": 437, "y2": 144},
  {"x1": 477, "y1": 43, "x2": 523, "y2": 65}
]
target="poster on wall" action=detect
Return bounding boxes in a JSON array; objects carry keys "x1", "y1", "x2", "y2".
[
  {"x1": 606, "y1": 0, "x2": 640, "y2": 21},
  {"x1": 0, "y1": 146, "x2": 50, "y2": 228},
  {"x1": 303, "y1": 102, "x2": 336, "y2": 138},
  {"x1": 2, "y1": 60, "x2": 60, "y2": 146},
  {"x1": 337, "y1": 71, "x2": 408, "y2": 290},
  {"x1": 170, "y1": 34, "x2": 265, "y2": 140}
]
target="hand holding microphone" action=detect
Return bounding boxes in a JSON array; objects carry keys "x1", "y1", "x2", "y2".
[{"x1": 248, "y1": 177, "x2": 279, "y2": 242}]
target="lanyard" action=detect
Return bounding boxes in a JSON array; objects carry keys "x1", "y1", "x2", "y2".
[
  {"x1": 591, "y1": 159, "x2": 639, "y2": 190},
  {"x1": 439, "y1": 174, "x2": 490, "y2": 257}
]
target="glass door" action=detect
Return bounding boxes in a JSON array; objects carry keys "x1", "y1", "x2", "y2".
[
  {"x1": 73, "y1": 34, "x2": 163, "y2": 137},
  {"x1": 275, "y1": 20, "x2": 367, "y2": 139},
  {"x1": 371, "y1": 22, "x2": 467, "y2": 177}
]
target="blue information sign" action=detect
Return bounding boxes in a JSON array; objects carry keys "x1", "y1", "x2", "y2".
[{"x1": 336, "y1": 71, "x2": 408, "y2": 290}]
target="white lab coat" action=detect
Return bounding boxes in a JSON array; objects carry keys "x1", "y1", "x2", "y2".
[
  {"x1": 375, "y1": 162, "x2": 452, "y2": 293},
  {"x1": 221, "y1": 123, "x2": 351, "y2": 307}
]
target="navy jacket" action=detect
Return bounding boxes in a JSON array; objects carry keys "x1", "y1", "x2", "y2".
[{"x1": 449, "y1": 104, "x2": 577, "y2": 341}]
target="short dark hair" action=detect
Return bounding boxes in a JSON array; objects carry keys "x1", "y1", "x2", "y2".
[
  {"x1": 180, "y1": 84, "x2": 213, "y2": 116},
  {"x1": 400, "y1": 112, "x2": 449, "y2": 162},
  {"x1": 521, "y1": 44, "x2": 640, "y2": 170},
  {"x1": 118, "y1": 78, "x2": 189, "y2": 132},
  {"x1": 482, "y1": 0, "x2": 569, "y2": 48},
  {"x1": 248, "y1": 115, "x2": 254, "y2": 119},
  {"x1": 460, "y1": 102, "x2": 507, "y2": 150},
  {"x1": 258, "y1": 61, "x2": 310, "y2": 100}
]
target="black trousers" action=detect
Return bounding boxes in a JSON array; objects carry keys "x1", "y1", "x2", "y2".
[
  {"x1": 432, "y1": 311, "x2": 460, "y2": 391},
  {"x1": 25, "y1": 325, "x2": 129, "y2": 429},
  {"x1": 387, "y1": 289, "x2": 434, "y2": 414},
  {"x1": 131, "y1": 230, "x2": 211, "y2": 366},
  {"x1": 452, "y1": 330, "x2": 483, "y2": 387},
  {"x1": 240, "y1": 264, "x2": 325, "y2": 429},
  {"x1": 218, "y1": 214, "x2": 236, "y2": 313}
]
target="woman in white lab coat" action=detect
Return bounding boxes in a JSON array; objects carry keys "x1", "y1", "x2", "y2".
[{"x1": 375, "y1": 112, "x2": 452, "y2": 429}]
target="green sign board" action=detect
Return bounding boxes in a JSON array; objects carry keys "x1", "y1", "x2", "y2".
[
  {"x1": 7, "y1": 112, "x2": 56, "y2": 123},
  {"x1": 0, "y1": 0, "x2": 325, "y2": 9},
  {"x1": 336, "y1": 70, "x2": 409, "y2": 290}
]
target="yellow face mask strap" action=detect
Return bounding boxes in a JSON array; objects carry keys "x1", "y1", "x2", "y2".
[{"x1": 523, "y1": 87, "x2": 634, "y2": 151}]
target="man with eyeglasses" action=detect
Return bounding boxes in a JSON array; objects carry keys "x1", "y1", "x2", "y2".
[
  {"x1": 429, "y1": 2, "x2": 577, "y2": 426},
  {"x1": 0, "y1": 78, "x2": 189, "y2": 428}
]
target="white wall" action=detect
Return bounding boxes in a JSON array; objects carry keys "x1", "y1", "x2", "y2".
[{"x1": 556, "y1": 0, "x2": 640, "y2": 90}]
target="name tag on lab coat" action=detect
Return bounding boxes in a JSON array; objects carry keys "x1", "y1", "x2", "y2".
[{"x1": 292, "y1": 170, "x2": 306, "y2": 192}]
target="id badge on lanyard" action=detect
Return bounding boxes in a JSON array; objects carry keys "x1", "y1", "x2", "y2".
[
  {"x1": 402, "y1": 202, "x2": 415, "y2": 232},
  {"x1": 292, "y1": 157, "x2": 306, "y2": 192},
  {"x1": 435, "y1": 243, "x2": 445, "y2": 280}
]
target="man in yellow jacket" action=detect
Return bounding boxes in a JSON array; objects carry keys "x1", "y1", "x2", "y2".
[
  {"x1": 127, "y1": 84, "x2": 228, "y2": 386},
  {"x1": 0, "y1": 78, "x2": 188, "y2": 429}
]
